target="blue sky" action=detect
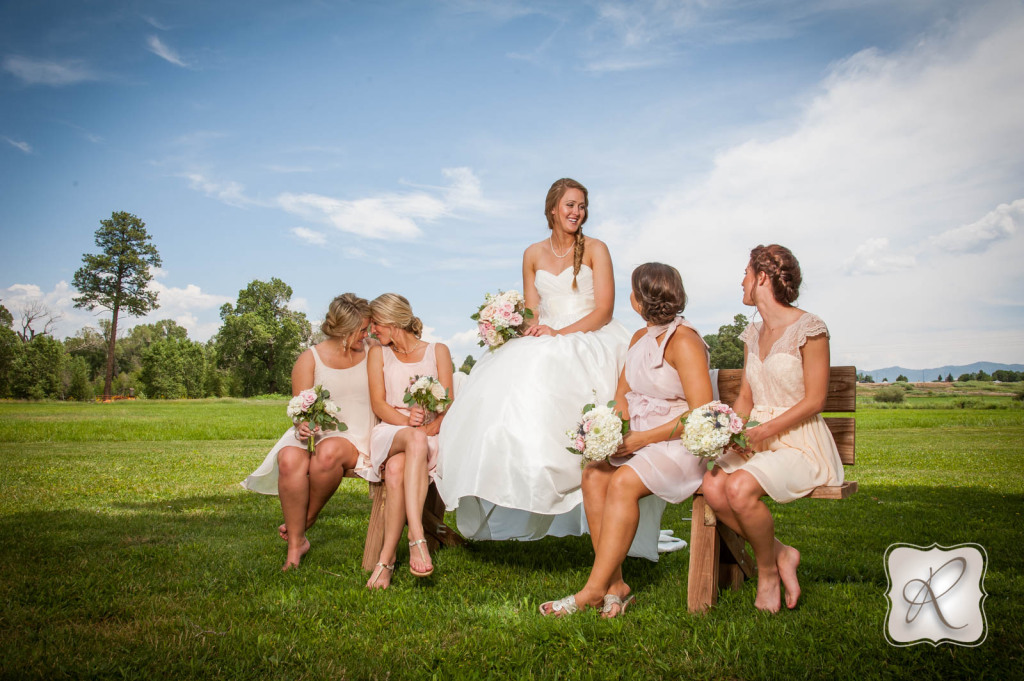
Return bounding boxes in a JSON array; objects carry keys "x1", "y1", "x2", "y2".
[{"x1": 2, "y1": 0, "x2": 1022, "y2": 371}]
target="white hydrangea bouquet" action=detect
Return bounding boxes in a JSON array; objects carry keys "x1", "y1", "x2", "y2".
[
  {"x1": 287, "y1": 385, "x2": 345, "y2": 455},
  {"x1": 566, "y1": 400, "x2": 629, "y2": 466},
  {"x1": 681, "y1": 401, "x2": 759, "y2": 460},
  {"x1": 471, "y1": 289, "x2": 534, "y2": 349},
  {"x1": 403, "y1": 375, "x2": 452, "y2": 424}
]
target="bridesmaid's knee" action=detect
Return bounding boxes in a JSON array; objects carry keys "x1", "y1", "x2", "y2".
[
  {"x1": 277, "y1": 447, "x2": 308, "y2": 476},
  {"x1": 384, "y1": 455, "x2": 405, "y2": 484},
  {"x1": 724, "y1": 473, "x2": 759, "y2": 510}
]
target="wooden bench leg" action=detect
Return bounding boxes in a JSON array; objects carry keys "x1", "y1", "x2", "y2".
[
  {"x1": 688, "y1": 494, "x2": 720, "y2": 613},
  {"x1": 362, "y1": 481, "x2": 386, "y2": 571},
  {"x1": 362, "y1": 480, "x2": 464, "y2": 571}
]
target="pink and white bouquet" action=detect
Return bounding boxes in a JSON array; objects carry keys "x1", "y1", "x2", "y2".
[
  {"x1": 287, "y1": 385, "x2": 346, "y2": 454},
  {"x1": 681, "y1": 401, "x2": 759, "y2": 460},
  {"x1": 471, "y1": 289, "x2": 534, "y2": 349},
  {"x1": 566, "y1": 400, "x2": 629, "y2": 465},
  {"x1": 403, "y1": 375, "x2": 451, "y2": 423}
]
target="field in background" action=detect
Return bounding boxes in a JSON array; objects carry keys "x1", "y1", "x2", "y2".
[{"x1": 0, "y1": 394, "x2": 1021, "y2": 679}]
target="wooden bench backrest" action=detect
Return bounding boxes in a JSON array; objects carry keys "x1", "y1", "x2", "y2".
[{"x1": 715, "y1": 365, "x2": 856, "y2": 466}]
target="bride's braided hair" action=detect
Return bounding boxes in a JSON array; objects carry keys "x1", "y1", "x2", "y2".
[
  {"x1": 544, "y1": 178, "x2": 589, "y2": 291},
  {"x1": 749, "y1": 244, "x2": 801, "y2": 305},
  {"x1": 631, "y1": 263, "x2": 687, "y2": 325}
]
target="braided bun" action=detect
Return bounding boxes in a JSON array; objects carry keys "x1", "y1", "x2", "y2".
[
  {"x1": 631, "y1": 263, "x2": 687, "y2": 325},
  {"x1": 749, "y1": 244, "x2": 801, "y2": 304}
]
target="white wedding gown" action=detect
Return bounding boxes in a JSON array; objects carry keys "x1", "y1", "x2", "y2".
[{"x1": 436, "y1": 265, "x2": 667, "y2": 560}]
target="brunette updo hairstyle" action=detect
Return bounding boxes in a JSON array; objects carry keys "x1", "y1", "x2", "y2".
[
  {"x1": 631, "y1": 263, "x2": 687, "y2": 325},
  {"x1": 544, "y1": 178, "x2": 589, "y2": 290},
  {"x1": 321, "y1": 293, "x2": 370, "y2": 342},
  {"x1": 370, "y1": 293, "x2": 424, "y2": 338},
  {"x1": 749, "y1": 244, "x2": 802, "y2": 305}
]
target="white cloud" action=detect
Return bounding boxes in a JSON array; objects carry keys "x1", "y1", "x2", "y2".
[
  {"x1": 2, "y1": 55, "x2": 98, "y2": 85},
  {"x1": 291, "y1": 227, "x2": 328, "y2": 246},
  {"x1": 930, "y1": 198, "x2": 1023, "y2": 254},
  {"x1": 843, "y1": 238, "x2": 916, "y2": 275},
  {"x1": 607, "y1": 5, "x2": 1024, "y2": 368},
  {"x1": 3, "y1": 137, "x2": 32, "y2": 154},
  {"x1": 277, "y1": 167, "x2": 494, "y2": 241},
  {"x1": 146, "y1": 35, "x2": 189, "y2": 68},
  {"x1": 182, "y1": 172, "x2": 255, "y2": 208}
]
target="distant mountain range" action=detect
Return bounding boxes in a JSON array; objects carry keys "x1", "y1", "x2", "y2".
[{"x1": 862, "y1": 362, "x2": 1024, "y2": 383}]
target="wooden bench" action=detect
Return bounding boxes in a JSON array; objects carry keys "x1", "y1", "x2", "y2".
[
  {"x1": 686, "y1": 365, "x2": 858, "y2": 613},
  {"x1": 342, "y1": 465, "x2": 464, "y2": 571}
]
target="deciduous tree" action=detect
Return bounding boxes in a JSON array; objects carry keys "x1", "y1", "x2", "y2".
[
  {"x1": 72, "y1": 212, "x2": 161, "y2": 399},
  {"x1": 703, "y1": 314, "x2": 748, "y2": 370}
]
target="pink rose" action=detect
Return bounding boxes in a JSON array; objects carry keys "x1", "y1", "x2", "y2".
[
  {"x1": 298, "y1": 389, "x2": 317, "y2": 411},
  {"x1": 729, "y1": 414, "x2": 744, "y2": 433}
]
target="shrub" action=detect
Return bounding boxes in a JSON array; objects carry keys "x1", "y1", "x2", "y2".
[{"x1": 874, "y1": 386, "x2": 905, "y2": 403}]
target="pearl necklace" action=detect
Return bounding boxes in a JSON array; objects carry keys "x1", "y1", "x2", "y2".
[
  {"x1": 392, "y1": 340, "x2": 423, "y2": 355},
  {"x1": 549, "y1": 234, "x2": 573, "y2": 259}
]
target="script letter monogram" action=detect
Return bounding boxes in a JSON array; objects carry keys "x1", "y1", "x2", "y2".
[{"x1": 902, "y1": 557, "x2": 967, "y2": 629}]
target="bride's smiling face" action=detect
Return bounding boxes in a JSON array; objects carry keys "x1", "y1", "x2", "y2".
[{"x1": 550, "y1": 188, "x2": 586, "y2": 236}]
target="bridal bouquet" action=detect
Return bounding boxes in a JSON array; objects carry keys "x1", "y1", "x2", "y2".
[
  {"x1": 471, "y1": 289, "x2": 534, "y2": 349},
  {"x1": 287, "y1": 385, "x2": 346, "y2": 455},
  {"x1": 681, "y1": 401, "x2": 759, "y2": 460},
  {"x1": 566, "y1": 400, "x2": 629, "y2": 465},
  {"x1": 403, "y1": 375, "x2": 452, "y2": 423}
]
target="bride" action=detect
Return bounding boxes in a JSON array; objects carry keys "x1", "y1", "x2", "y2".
[{"x1": 436, "y1": 178, "x2": 666, "y2": 559}]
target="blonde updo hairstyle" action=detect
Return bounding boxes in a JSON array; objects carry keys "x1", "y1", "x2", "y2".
[
  {"x1": 321, "y1": 293, "x2": 370, "y2": 345},
  {"x1": 631, "y1": 263, "x2": 687, "y2": 325},
  {"x1": 749, "y1": 244, "x2": 802, "y2": 305},
  {"x1": 370, "y1": 293, "x2": 424, "y2": 339},
  {"x1": 544, "y1": 178, "x2": 589, "y2": 290}
]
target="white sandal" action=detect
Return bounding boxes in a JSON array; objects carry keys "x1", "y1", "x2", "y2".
[
  {"x1": 408, "y1": 539, "x2": 434, "y2": 577},
  {"x1": 366, "y1": 561, "x2": 395, "y2": 589},
  {"x1": 600, "y1": 593, "x2": 635, "y2": 618},
  {"x1": 539, "y1": 594, "x2": 579, "y2": 617}
]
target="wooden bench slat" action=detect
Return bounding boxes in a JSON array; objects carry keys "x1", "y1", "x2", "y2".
[
  {"x1": 806, "y1": 481, "x2": 858, "y2": 499},
  {"x1": 716, "y1": 365, "x2": 857, "y2": 413}
]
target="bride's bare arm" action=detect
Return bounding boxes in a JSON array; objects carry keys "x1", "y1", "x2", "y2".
[{"x1": 522, "y1": 245, "x2": 541, "y2": 330}]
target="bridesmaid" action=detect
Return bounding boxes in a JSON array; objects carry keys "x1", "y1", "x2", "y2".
[
  {"x1": 540, "y1": 263, "x2": 713, "y2": 617},
  {"x1": 241, "y1": 293, "x2": 375, "y2": 571},
  {"x1": 702, "y1": 244, "x2": 844, "y2": 612},
  {"x1": 365, "y1": 293, "x2": 453, "y2": 589}
]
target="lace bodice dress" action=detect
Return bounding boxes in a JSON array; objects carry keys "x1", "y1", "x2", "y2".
[
  {"x1": 241, "y1": 347, "x2": 375, "y2": 494},
  {"x1": 436, "y1": 265, "x2": 665, "y2": 559},
  {"x1": 716, "y1": 312, "x2": 844, "y2": 502}
]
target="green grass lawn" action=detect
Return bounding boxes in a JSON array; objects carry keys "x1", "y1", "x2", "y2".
[{"x1": 0, "y1": 400, "x2": 1021, "y2": 679}]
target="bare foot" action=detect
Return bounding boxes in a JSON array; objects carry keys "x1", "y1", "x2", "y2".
[
  {"x1": 776, "y1": 543, "x2": 802, "y2": 609},
  {"x1": 281, "y1": 537, "x2": 310, "y2": 571},
  {"x1": 754, "y1": 568, "x2": 782, "y2": 613},
  {"x1": 278, "y1": 523, "x2": 288, "y2": 541},
  {"x1": 366, "y1": 561, "x2": 395, "y2": 589}
]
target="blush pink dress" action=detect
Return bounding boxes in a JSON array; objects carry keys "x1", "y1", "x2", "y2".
[
  {"x1": 716, "y1": 312, "x2": 844, "y2": 502},
  {"x1": 609, "y1": 317, "x2": 710, "y2": 503},
  {"x1": 365, "y1": 343, "x2": 441, "y2": 483}
]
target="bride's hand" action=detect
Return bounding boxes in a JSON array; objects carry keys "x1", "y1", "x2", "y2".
[
  {"x1": 408, "y1": 405, "x2": 426, "y2": 427},
  {"x1": 524, "y1": 324, "x2": 555, "y2": 337}
]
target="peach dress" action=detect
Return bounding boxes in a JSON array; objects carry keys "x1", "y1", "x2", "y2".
[
  {"x1": 240, "y1": 347, "x2": 375, "y2": 494},
  {"x1": 716, "y1": 313, "x2": 844, "y2": 502}
]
